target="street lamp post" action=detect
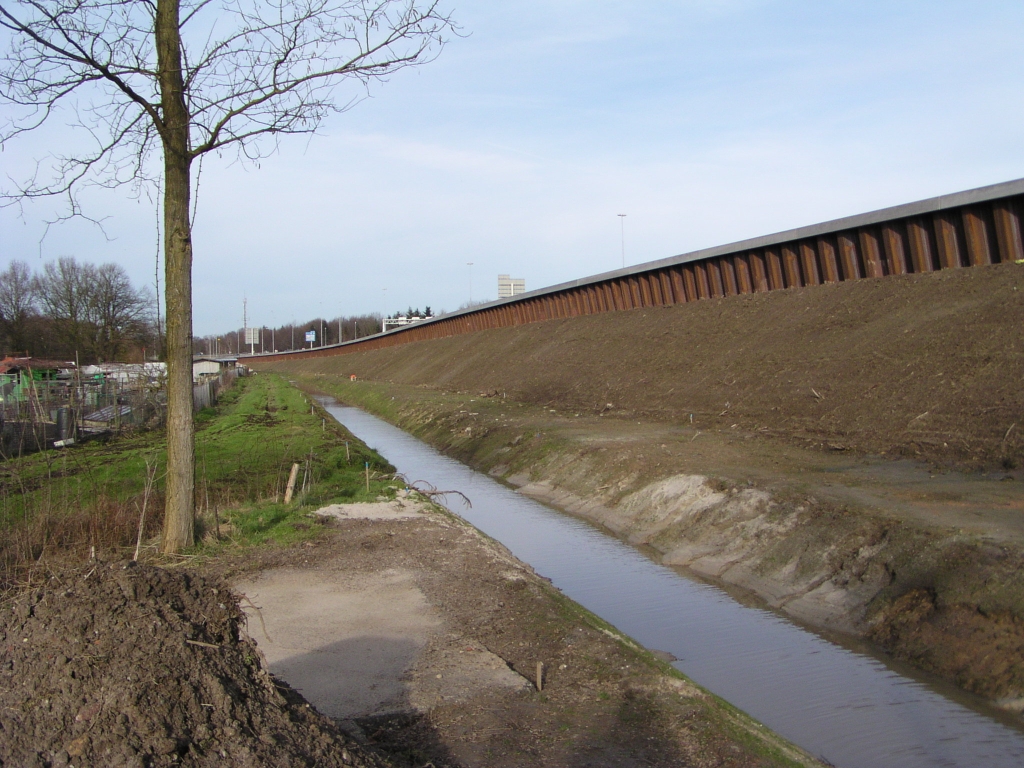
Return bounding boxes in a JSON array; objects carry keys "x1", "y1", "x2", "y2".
[{"x1": 618, "y1": 214, "x2": 627, "y2": 269}]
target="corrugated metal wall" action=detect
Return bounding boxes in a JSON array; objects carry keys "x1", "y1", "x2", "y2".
[{"x1": 252, "y1": 179, "x2": 1024, "y2": 363}]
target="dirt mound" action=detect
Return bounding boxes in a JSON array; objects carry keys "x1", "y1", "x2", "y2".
[{"x1": 0, "y1": 563, "x2": 389, "y2": 768}]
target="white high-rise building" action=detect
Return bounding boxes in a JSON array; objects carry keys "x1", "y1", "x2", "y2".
[{"x1": 498, "y1": 274, "x2": 526, "y2": 298}]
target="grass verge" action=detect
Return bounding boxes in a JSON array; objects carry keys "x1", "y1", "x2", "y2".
[{"x1": 0, "y1": 372, "x2": 395, "y2": 592}]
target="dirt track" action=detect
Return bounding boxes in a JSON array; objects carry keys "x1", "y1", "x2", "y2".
[{"x1": 220, "y1": 498, "x2": 820, "y2": 768}]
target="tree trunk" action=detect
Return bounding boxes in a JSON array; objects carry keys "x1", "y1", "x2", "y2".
[{"x1": 157, "y1": 0, "x2": 195, "y2": 553}]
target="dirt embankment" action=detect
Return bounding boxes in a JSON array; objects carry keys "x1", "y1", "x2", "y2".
[
  {"x1": 262, "y1": 262, "x2": 1024, "y2": 472},
  {"x1": 251, "y1": 264, "x2": 1024, "y2": 711},
  {"x1": 0, "y1": 564, "x2": 386, "y2": 768}
]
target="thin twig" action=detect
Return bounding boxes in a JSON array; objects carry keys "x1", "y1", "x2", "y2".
[
  {"x1": 185, "y1": 639, "x2": 221, "y2": 649},
  {"x1": 240, "y1": 594, "x2": 273, "y2": 643}
]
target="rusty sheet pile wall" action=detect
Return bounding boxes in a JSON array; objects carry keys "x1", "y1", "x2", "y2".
[{"x1": 252, "y1": 178, "x2": 1024, "y2": 363}]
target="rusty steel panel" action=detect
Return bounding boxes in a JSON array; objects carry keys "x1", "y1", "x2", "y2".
[
  {"x1": 748, "y1": 251, "x2": 768, "y2": 292},
  {"x1": 669, "y1": 268, "x2": 687, "y2": 302},
  {"x1": 963, "y1": 207, "x2": 993, "y2": 266},
  {"x1": 933, "y1": 212, "x2": 963, "y2": 269},
  {"x1": 798, "y1": 242, "x2": 821, "y2": 286},
  {"x1": 657, "y1": 271, "x2": 672, "y2": 304},
  {"x1": 906, "y1": 218, "x2": 935, "y2": 273},
  {"x1": 734, "y1": 255, "x2": 752, "y2": 293},
  {"x1": 655, "y1": 272, "x2": 667, "y2": 304},
  {"x1": 574, "y1": 289, "x2": 587, "y2": 315},
  {"x1": 684, "y1": 266, "x2": 700, "y2": 299},
  {"x1": 627, "y1": 276, "x2": 641, "y2": 308},
  {"x1": 719, "y1": 258, "x2": 739, "y2": 296},
  {"x1": 612, "y1": 280, "x2": 626, "y2": 310},
  {"x1": 645, "y1": 273, "x2": 661, "y2": 305},
  {"x1": 993, "y1": 200, "x2": 1024, "y2": 263},
  {"x1": 816, "y1": 237, "x2": 840, "y2": 283},
  {"x1": 638, "y1": 274, "x2": 654, "y2": 306},
  {"x1": 618, "y1": 280, "x2": 634, "y2": 309},
  {"x1": 609, "y1": 280, "x2": 623, "y2": 310},
  {"x1": 765, "y1": 248, "x2": 785, "y2": 290},
  {"x1": 881, "y1": 225, "x2": 908, "y2": 275},
  {"x1": 859, "y1": 228, "x2": 885, "y2": 278},
  {"x1": 705, "y1": 260, "x2": 724, "y2": 297},
  {"x1": 836, "y1": 233, "x2": 861, "y2": 280},
  {"x1": 693, "y1": 262, "x2": 711, "y2": 298},
  {"x1": 646, "y1": 274, "x2": 660, "y2": 305},
  {"x1": 781, "y1": 244, "x2": 802, "y2": 288},
  {"x1": 607, "y1": 282, "x2": 619, "y2": 309}
]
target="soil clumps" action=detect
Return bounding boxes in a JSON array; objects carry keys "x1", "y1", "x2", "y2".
[{"x1": 0, "y1": 563, "x2": 386, "y2": 768}]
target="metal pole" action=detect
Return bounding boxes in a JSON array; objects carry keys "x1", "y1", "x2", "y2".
[{"x1": 467, "y1": 262, "x2": 474, "y2": 304}]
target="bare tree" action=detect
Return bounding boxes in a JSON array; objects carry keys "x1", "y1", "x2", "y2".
[
  {"x1": 89, "y1": 262, "x2": 153, "y2": 362},
  {"x1": 1, "y1": 0, "x2": 455, "y2": 551},
  {"x1": 0, "y1": 260, "x2": 37, "y2": 355},
  {"x1": 34, "y1": 256, "x2": 95, "y2": 357}
]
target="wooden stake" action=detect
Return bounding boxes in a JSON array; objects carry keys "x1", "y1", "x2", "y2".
[
  {"x1": 365, "y1": 462, "x2": 370, "y2": 493},
  {"x1": 536, "y1": 661, "x2": 544, "y2": 692},
  {"x1": 284, "y1": 463, "x2": 300, "y2": 505},
  {"x1": 345, "y1": 442, "x2": 350, "y2": 462},
  {"x1": 133, "y1": 459, "x2": 156, "y2": 561}
]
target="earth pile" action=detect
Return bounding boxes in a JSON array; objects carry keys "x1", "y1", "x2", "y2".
[{"x1": 0, "y1": 563, "x2": 389, "y2": 768}]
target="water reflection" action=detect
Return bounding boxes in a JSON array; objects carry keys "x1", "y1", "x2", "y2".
[{"x1": 323, "y1": 401, "x2": 1024, "y2": 768}]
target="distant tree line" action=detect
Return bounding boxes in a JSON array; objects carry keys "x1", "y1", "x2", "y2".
[
  {"x1": 387, "y1": 306, "x2": 433, "y2": 320},
  {"x1": 0, "y1": 258, "x2": 156, "y2": 363}
]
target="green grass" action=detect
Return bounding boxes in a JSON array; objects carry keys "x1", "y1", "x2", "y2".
[{"x1": 0, "y1": 372, "x2": 396, "y2": 579}]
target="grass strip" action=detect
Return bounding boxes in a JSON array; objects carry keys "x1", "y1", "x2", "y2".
[{"x1": 0, "y1": 372, "x2": 395, "y2": 587}]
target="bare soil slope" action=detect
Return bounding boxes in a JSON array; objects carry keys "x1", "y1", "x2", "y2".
[{"x1": 262, "y1": 263, "x2": 1024, "y2": 472}]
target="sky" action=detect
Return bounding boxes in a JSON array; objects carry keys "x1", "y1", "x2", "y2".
[{"x1": 3, "y1": 0, "x2": 1024, "y2": 336}]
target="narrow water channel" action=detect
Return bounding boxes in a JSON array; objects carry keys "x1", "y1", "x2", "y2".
[{"x1": 321, "y1": 400, "x2": 1024, "y2": 768}]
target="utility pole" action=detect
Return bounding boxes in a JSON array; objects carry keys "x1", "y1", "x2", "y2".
[
  {"x1": 243, "y1": 297, "x2": 254, "y2": 355},
  {"x1": 618, "y1": 214, "x2": 627, "y2": 269}
]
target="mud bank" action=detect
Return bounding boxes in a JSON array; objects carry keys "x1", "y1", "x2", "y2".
[{"x1": 280, "y1": 377, "x2": 1024, "y2": 716}]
